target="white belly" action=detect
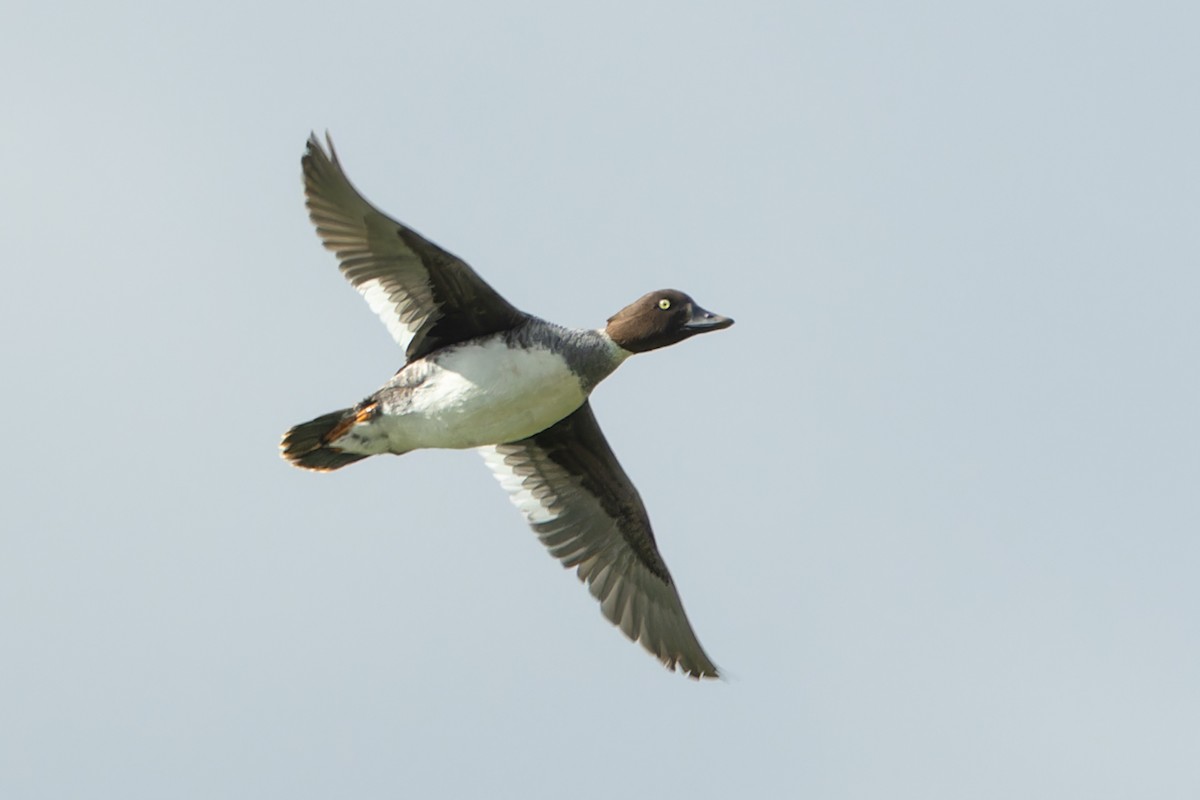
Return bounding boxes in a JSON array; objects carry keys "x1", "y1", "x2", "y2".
[{"x1": 383, "y1": 341, "x2": 587, "y2": 450}]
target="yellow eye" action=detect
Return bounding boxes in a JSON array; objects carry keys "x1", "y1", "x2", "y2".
[{"x1": 658, "y1": 298, "x2": 671, "y2": 310}]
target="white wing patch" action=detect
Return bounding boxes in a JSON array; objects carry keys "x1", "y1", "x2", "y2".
[
  {"x1": 357, "y1": 277, "x2": 426, "y2": 353},
  {"x1": 480, "y1": 445, "x2": 565, "y2": 526}
]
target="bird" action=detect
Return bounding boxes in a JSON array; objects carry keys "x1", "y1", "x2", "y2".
[{"x1": 281, "y1": 134, "x2": 734, "y2": 678}]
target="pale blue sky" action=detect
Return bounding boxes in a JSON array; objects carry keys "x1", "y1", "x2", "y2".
[{"x1": 3, "y1": 2, "x2": 1198, "y2": 797}]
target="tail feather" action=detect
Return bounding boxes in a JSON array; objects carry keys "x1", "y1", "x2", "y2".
[{"x1": 281, "y1": 408, "x2": 370, "y2": 472}]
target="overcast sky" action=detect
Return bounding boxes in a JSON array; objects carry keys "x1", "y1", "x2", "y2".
[{"x1": 3, "y1": 1, "x2": 1198, "y2": 797}]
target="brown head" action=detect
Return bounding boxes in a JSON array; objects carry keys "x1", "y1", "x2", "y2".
[{"x1": 605, "y1": 290, "x2": 734, "y2": 354}]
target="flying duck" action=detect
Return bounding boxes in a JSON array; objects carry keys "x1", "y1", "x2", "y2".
[{"x1": 282, "y1": 135, "x2": 733, "y2": 678}]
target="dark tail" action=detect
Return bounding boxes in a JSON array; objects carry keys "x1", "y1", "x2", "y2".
[{"x1": 280, "y1": 408, "x2": 371, "y2": 472}]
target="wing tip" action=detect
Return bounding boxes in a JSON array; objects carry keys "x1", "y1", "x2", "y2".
[
  {"x1": 305, "y1": 130, "x2": 337, "y2": 161},
  {"x1": 301, "y1": 131, "x2": 342, "y2": 194},
  {"x1": 650, "y1": 635, "x2": 722, "y2": 681}
]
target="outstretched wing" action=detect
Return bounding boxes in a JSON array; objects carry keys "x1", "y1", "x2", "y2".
[
  {"x1": 479, "y1": 403, "x2": 719, "y2": 678},
  {"x1": 302, "y1": 134, "x2": 525, "y2": 362}
]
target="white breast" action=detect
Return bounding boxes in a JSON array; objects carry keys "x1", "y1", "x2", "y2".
[{"x1": 384, "y1": 340, "x2": 588, "y2": 450}]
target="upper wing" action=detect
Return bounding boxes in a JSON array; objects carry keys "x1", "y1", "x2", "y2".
[
  {"x1": 479, "y1": 402, "x2": 719, "y2": 679},
  {"x1": 302, "y1": 134, "x2": 526, "y2": 362}
]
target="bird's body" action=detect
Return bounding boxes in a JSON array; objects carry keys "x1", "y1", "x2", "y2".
[
  {"x1": 321, "y1": 323, "x2": 625, "y2": 457},
  {"x1": 282, "y1": 135, "x2": 733, "y2": 678}
]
